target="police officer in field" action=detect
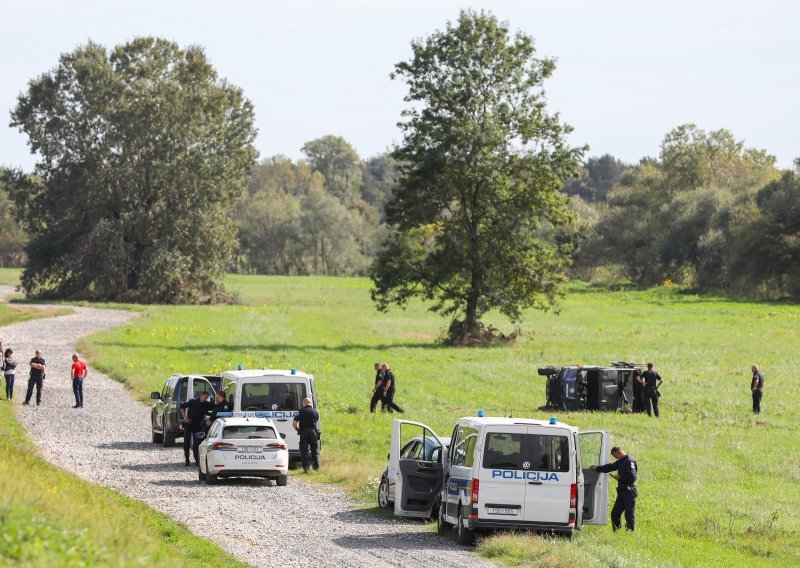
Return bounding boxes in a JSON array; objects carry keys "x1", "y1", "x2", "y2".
[
  {"x1": 369, "y1": 362, "x2": 385, "y2": 413},
  {"x1": 180, "y1": 390, "x2": 213, "y2": 466},
  {"x1": 637, "y1": 362, "x2": 663, "y2": 417},
  {"x1": 750, "y1": 365, "x2": 764, "y2": 414},
  {"x1": 591, "y1": 446, "x2": 638, "y2": 531},
  {"x1": 292, "y1": 397, "x2": 319, "y2": 473}
]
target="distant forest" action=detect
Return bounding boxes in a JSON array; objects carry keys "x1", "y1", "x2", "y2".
[{"x1": 3, "y1": 123, "x2": 799, "y2": 298}]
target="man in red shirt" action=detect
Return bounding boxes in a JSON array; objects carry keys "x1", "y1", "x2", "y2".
[{"x1": 71, "y1": 353, "x2": 88, "y2": 408}]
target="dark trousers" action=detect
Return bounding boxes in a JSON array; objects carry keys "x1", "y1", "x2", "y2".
[
  {"x1": 611, "y1": 486, "x2": 637, "y2": 531},
  {"x1": 752, "y1": 390, "x2": 762, "y2": 414},
  {"x1": 72, "y1": 377, "x2": 84, "y2": 407},
  {"x1": 384, "y1": 390, "x2": 404, "y2": 413},
  {"x1": 184, "y1": 428, "x2": 202, "y2": 463},
  {"x1": 298, "y1": 428, "x2": 319, "y2": 470},
  {"x1": 369, "y1": 390, "x2": 384, "y2": 412},
  {"x1": 4, "y1": 374, "x2": 13, "y2": 399},
  {"x1": 24, "y1": 376, "x2": 43, "y2": 404},
  {"x1": 644, "y1": 388, "x2": 659, "y2": 417}
]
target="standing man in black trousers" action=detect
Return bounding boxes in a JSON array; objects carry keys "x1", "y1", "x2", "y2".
[
  {"x1": 380, "y1": 363, "x2": 404, "y2": 414},
  {"x1": 369, "y1": 362, "x2": 385, "y2": 412},
  {"x1": 23, "y1": 350, "x2": 46, "y2": 406},
  {"x1": 293, "y1": 397, "x2": 320, "y2": 473},
  {"x1": 591, "y1": 446, "x2": 638, "y2": 531},
  {"x1": 180, "y1": 390, "x2": 213, "y2": 466},
  {"x1": 638, "y1": 362, "x2": 663, "y2": 417},
  {"x1": 750, "y1": 365, "x2": 764, "y2": 414}
]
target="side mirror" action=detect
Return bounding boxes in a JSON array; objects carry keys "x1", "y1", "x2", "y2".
[{"x1": 150, "y1": 392, "x2": 160, "y2": 400}]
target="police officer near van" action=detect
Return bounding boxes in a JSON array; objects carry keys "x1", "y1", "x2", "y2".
[
  {"x1": 591, "y1": 446, "x2": 638, "y2": 531},
  {"x1": 636, "y1": 362, "x2": 663, "y2": 417},
  {"x1": 180, "y1": 391, "x2": 213, "y2": 466},
  {"x1": 293, "y1": 397, "x2": 320, "y2": 473}
]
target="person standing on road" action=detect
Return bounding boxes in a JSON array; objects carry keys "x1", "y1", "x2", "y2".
[
  {"x1": 70, "y1": 353, "x2": 88, "y2": 408},
  {"x1": 369, "y1": 362, "x2": 385, "y2": 413},
  {"x1": 750, "y1": 365, "x2": 764, "y2": 414},
  {"x1": 207, "y1": 390, "x2": 232, "y2": 428},
  {"x1": 292, "y1": 397, "x2": 319, "y2": 473},
  {"x1": 23, "y1": 350, "x2": 46, "y2": 406},
  {"x1": 591, "y1": 446, "x2": 638, "y2": 531},
  {"x1": 380, "y1": 363, "x2": 404, "y2": 414},
  {"x1": 180, "y1": 391, "x2": 213, "y2": 466},
  {"x1": 637, "y1": 362, "x2": 663, "y2": 417},
  {"x1": 3, "y1": 348, "x2": 16, "y2": 401}
]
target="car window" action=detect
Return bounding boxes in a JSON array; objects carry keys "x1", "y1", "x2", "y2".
[
  {"x1": 177, "y1": 377, "x2": 188, "y2": 401},
  {"x1": 400, "y1": 441, "x2": 420, "y2": 460},
  {"x1": 207, "y1": 377, "x2": 222, "y2": 392},
  {"x1": 161, "y1": 380, "x2": 171, "y2": 400},
  {"x1": 452, "y1": 426, "x2": 477, "y2": 467},
  {"x1": 209, "y1": 422, "x2": 222, "y2": 438},
  {"x1": 482, "y1": 433, "x2": 570, "y2": 472},
  {"x1": 222, "y1": 425, "x2": 278, "y2": 439},
  {"x1": 422, "y1": 438, "x2": 444, "y2": 462},
  {"x1": 224, "y1": 382, "x2": 236, "y2": 407},
  {"x1": 240, "y1": 382, "x2": 307, "y2": 411},
  {"x1": 192, "y1": 379, "x2": 214, "y2": 398}
]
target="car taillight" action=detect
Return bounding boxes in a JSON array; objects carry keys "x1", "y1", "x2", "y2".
[
  {"x1": 211, "y1": 442, "x2": 235, "y2": 451},
  {"x1": 570, "y1": 483, "x2": 577, "y2": 508},
  {"x1": 470, "y1": 479, "x2": 479, "y2": 504},
  {"x1": 268, "y1": 441, "x2": 288, "y2": 450}
]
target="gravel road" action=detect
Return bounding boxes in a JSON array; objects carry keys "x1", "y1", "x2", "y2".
[{"x1": 4, "y1": 287, "x2": 494, "y2": 568}]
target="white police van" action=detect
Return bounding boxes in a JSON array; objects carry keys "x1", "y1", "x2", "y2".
[
  {"x1": 220, "y1": 368, "x2": 320, "y2": 460},
  {"x1": 388, "y1": 417, "x2": 610, "y2": 544}
]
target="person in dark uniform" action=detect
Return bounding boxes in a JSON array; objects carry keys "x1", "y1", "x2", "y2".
[
  {"x1": 369, "y1": 362, "x2": 385, "y2": 413},
  {"x1": 637, "y1": 362, "x2": 663, "y2": 417},
  {"x1": 180, "y1": 391, "x2": 213, "y2": 466},
  {"x1": 380, "y1": 363, "x2": 404, "y2": 414},
  {"x1": 631, "y1": 367, "x2": 644, "y2": 413},
  {"x1": 206, "y1": 390, "x2": 232, "y2": 427},
  {"x1": 293, "y1": 397, "x2": 320, "y2": 473},
  {"x1": 750, "y1": 365, "x2": 764, "y2": 414},
  {"x1": 23, "y1": 350, "x2": 46, "y2": 406},
  {"x1": 591, "y1": 446, "x2": 638, "y2": 531}
]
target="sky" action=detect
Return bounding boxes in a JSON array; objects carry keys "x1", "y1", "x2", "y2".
[{"x1": 1, "y1": 0, "x2": 798, "y2": 171}]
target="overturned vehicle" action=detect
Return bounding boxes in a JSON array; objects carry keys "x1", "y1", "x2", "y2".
[{"x1": 537, "y1": 362, "x2": 644, "y2": 412}]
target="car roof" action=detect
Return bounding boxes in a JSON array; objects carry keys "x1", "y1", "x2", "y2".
[
  {"x1": 458, "y1": 416, "x2": 577, "y2": 431},
  {"x1": 218, "y1": 417, "x2": 277, "y2": 427},
  {"x1": 222, "y1": 369, "x2": 311, "y2": 380}
]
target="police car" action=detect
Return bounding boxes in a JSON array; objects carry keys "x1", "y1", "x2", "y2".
[
  {"x1": 387, "y1": 417, "x2": 611, "y2": 544},
  {"x1": 378, "y1": 435, "x2": 451, "y2": 510},
  {"x1": 197, "y1": 416, "x2": 289, "y2": 486}
]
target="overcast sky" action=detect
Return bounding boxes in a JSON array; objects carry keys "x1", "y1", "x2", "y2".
[{"x1": 2, "y1": 0, "x2": 798, "y2": 170}]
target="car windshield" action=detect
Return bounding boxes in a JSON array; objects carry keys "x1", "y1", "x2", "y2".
[
  {"x1": 240, "y1": 382, "x2": 307, "y2": 411},
  {"x1": 482, "y1": 433, "x2": 570, "y2": 472},
  {"x1": 222, "y1": 425, "x2": 278, "y2": 439}
]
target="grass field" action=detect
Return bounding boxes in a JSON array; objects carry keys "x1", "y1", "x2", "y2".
[
  {"x1": 0, "y1": 302, "x2": 246, "y2": 567},
  {"x1": 76, "y1": 275, "x2": 800, "y2": 566}
]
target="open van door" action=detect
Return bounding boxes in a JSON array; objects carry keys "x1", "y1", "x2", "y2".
[
  {"x1": 578, "y1": 430, "x2": 610, "y2": 525},
  {"x1": 390, "y1": 420, "x2": 446, "y2": 518}
]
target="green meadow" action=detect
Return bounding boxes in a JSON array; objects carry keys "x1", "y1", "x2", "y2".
[{"x1": 77, "y1": 274, "x2": 800, "y2": 567}]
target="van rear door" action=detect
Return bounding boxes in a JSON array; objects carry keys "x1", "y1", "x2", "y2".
[
  {"x1": 390, "y1": 420, "x2": 446, "y2": 518},
  {"x1": 578, "y1": 430, "x2": 610, "y2": 525},
  {"x1": 477, "y1": 425, "x2": 528, "y2": 522},
  {"x1": 519, "y1": 426, "x2": 572, "y2": 525}
]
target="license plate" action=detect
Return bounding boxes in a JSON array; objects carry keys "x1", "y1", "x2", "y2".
[
  {"x1": 487, "y1": 507, "x2": 519, "y2": 516},
  {"x1": 239, "y1": 447, "x2": 261, "y2": 453}
]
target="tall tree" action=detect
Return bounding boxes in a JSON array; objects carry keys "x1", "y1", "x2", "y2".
[
  {"x1": 301, "y1": 135, "x2": 363, "y2": 204},
  {"x1": 371, "y1": 10, "x2": 584, "y2": 344},
  {"x1": 9, "y1": 38, "x2": 256, "y2": 302},
  {"x1": 0, "y1": 168, "x2": 28, "y2": 267}
]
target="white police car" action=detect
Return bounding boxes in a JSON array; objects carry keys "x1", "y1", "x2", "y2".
[
  {"x1": 387, "y1": 417, "x2": 611, "y2": 544},
  {"x1": 197, "y1": 416, "x2": 289, "y2": 486}
]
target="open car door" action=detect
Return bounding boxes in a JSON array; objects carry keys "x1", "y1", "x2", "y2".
[
  {"x1": 389, "y1": 420, "x2": 446, "y2": 518},
  {"x1": 578, "y1": 430, "x2": 610, "y2": 526}
]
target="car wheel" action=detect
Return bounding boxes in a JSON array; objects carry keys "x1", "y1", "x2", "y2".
[
  {"x1": 437, "y1": 499, "x2": 450, "y2": 536},
  {"x1": 205, "y1": 458, "x2": 218, "y2": 485},
  {"x1": 162, "y1": 426, "x2": 175, "y2": 447},
  {"x1": 457, "y1": 508, "x2": 475, "y2": 546},
  {"x1": 276, "y1": 475, "x2": 288, "y2": 487},
  {"x1": 378, "y1": 477, "x2": 391, "y2": 509},
  {"x1": 198, "y1": 465, "x2": 206, "y2": 482},
  {"x1": 151, "y1": 419, "x2": 163, "y2": 444}
]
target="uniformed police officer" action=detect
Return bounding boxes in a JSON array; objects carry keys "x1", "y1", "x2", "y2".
[
  {"x1": 591, "y1": 446, "x2": 638, "y2": 531},
  {"x1": 750, "y1": 365, "x2": 764, "y2": 414},
  {"x1": 180, "y1": 391, "x2": 213, "y2": 466},
  {"x1": 292, "y1": 397, "x2": 320, "y2": 473},
  {"x1": 637, "y1": 362, "x2": 663, "y2": 417},
  {"x1": 380, "y1": 363, "x2": 404, "y2": 414},
  {"x1": 207, "y1": 391, "x2": 232, "y2": 427},
  {"x1": 369, "y1": 362, "x2": 385, "y2": 413}
]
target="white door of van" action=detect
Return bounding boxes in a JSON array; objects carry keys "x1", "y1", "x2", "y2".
[
  {"x1": 390, "y1": 420, "x2": 447, "y2": 518},
  {"x1": 520, "y1": 426, "x2": 573, "y2": 525},
  {"x1": 478, "y1": 426, "x2": 529, "y2": 522},
  {"x1": 578, "y1": 430, "x2": 610, "y2": 525}
]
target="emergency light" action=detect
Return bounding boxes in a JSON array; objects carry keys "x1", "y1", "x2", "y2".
[
  {"x1": 549, "y1": 416, "x2": 557, "y2": 424},
  {"x1": 290, "y1": 368, "x2": 297, "y2": 375},
  {"x1": 237, "y1": 364, "x2": 244, "y2": 370},
  {"x1": 477, "y1": 409, "x2": 485, "y2": 417}
]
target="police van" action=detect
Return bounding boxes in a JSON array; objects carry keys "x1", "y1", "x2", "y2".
[
  {"x1": 220, "y1": 369, "x2": 320, "y2": 460},
  {"x1": 387, "y1": 417, "x2": 610, "y2": 544}
]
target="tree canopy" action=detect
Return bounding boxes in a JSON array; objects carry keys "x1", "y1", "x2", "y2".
[
  {"x1": 370, "y1": 10, "x2": 585, "y2": 344},
  {"x1": 8, "y1": 37, "x2": 257, "y2": 302}
]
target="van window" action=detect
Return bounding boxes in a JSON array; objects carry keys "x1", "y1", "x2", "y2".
[
  {"x1": 483, "y1": 433, "x2": 570, "y2": 472},
  {"x1": 224, "y1": 382, "x2": 236, "y2": 407},
  {"x1": 192, "y1": 380, "x2": 215, "y2": 399},
  {"x1": 452, "y1": 425, "x2": 478, "y2": 467},
  {"x1": 240, "y1": 382, "x2": 307, "y2": 411},
  {"x1": 222, "y1": 425, "x2": 278, "y2": 439}
]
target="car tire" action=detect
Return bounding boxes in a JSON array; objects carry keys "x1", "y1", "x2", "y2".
[
  {"x1": 205, "y1": 458, "x2": 219, "y2": 485},
  {"x1": 162, "y1": 426, "x2": 175, "y2": 447},
  {"x1": 437, "y1": 499, "x2": 450, "y2": 536},
  {"x1": 151, "y1": 420, "x2": 163, "y2": 444},
  {"x1": 198, "y1": 465, "x2": 206, "y2": 482},
  {"x1": 457, "y1": 508, "x2": 475, "y2": 546},
  {"x1": 378, "y1": 477, "x2": 391, "y2": 509},
  {"x1": 276, "y1": 475, "x2": 288, "y2": 487}
]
